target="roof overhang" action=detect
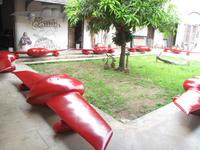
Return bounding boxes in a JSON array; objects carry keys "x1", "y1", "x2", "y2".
[{"x1": 34, "y1": 0, "x2": 66, "y2": 5}]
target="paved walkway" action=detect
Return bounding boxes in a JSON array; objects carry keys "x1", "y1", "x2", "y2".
[
  {"x1": 0, "y1": 60, "x2": 200, "y2": 150},
  {"x1": 153, "y1": 48, "x2": 200, "y2": 62},
  {"x1": 16, "y1": 48, "x2": 200, "y2": 65},
  {"x1": 17, "y1": 49, "x2": 154, "y2": 65}
]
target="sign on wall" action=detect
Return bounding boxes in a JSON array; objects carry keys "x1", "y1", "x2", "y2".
[
  {"x1": 16, "y1": 1, "x2": 68, "y2": 50},
  {"x1": 32, "y1": 17, "x2": 61, "y2": 30}
]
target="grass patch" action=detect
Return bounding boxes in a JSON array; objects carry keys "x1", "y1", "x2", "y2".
[
  {"x1": 30, "y1": 55, "x2": 200, "y2": 120},
  {"x1": 129, "y1": 56, "x2": 200, "y2": 97}
]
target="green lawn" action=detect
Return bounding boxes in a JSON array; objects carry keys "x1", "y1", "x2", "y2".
[{"x1": 30, "y1": 56, "x2": 200, "y2": 120}]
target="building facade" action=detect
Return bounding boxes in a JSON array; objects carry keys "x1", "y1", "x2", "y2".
[
  {"x1": 1, "y1": 0, "x2": 198, "y2": 51},
  {"x1": 0, "y1": 0, "x2": 109, "y2": 51},
  {"x1": 174, "y1": 0, "x2": 200, "y2": 51}
]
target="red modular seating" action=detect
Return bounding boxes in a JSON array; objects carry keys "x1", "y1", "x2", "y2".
[
  {"x1": 0, "y1": 51, "x2": 18, "y2": 73},
  {"x1": 128, "y1": 48, "x2": 136, "y2": 52},
  {"x1": 82, "y1": 49, "x2": 94, "y2": 55},
  {"x1": 163, "y1": 47, "x2": 191, "y2": 55},
  {"x1": 13, "y1": 71, "x2": 113, "y2": 150},
  {"x1": 93, "y1": 47, "x2": 108, "y2": 54},
  {"x1": 128, "y1": 46, "x2": 151, "y2": 53},
  {"x1": 136, "y1": 46, "x2": 151, "y2": 52},
  {"x1": 107, "y1": 48, "x2": 115, "y2": 53},
  {"x1": 16, "y1": 48, "x2": 61, "y2": 58},
  {"x1": 82, "y1": 47, "x2": 115, "y2": 55},
  {"x1": 164, "y1": 48, "x2": 182, "y2": 54},
  {"x1": 164, "y1": 48, "x2": 200, "y2": 56},
  {"x1": 173, "y1": 76, "x2": 200, "y2": 115}
]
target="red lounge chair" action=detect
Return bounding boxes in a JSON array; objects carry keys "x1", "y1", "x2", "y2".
[
  {"x1": 82, "y1": 49, "x2": 94, "y2": 55},
  {"x1": 136, "y1": 46, "x2": 151, "y2": 52},
  {"x1": 128, "y1": 46, "x2": 151, "y2": 53},
  {"x1": 93, "y1": 47, "x2": 108, "y2": 54},
  {"x1": 128, "y1": 48, "x2": 136, "y2": 52},
  {"x1": 0, "y1": 51, "x2": 18, "y2": 73},
  {"x1": 15, "y1": 48, "x2": 63, "y2": 58},
  {"x1": 13, "y1": 71, "x2": 113, "y2": 150},
  {"x1": 82, "y1": 47, "x2": 115, "y2": 55},
  {"x1": 173, "y1": 76, "x2": 200, "y2": 115},
  {"x1": 164, "y1": 48, "x2": 193, "y2": 55},
  {"x1": 107, "y1": 48, "x2": 115, "y2": 53},
  {"x1": 163, "y1": 48, "x2": 182, "y2": 54},
  {"x1": 170, "y1": 48, "x2": 181, "y2": 54}
]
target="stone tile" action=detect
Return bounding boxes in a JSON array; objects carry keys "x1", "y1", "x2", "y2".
[
  {"x1": 39, "y1": 127, "x2": 93, "y2": 150},
  {"x1": 0, "y1": 130, "x2": 48, "y2": 150},
  {"x1": 0, "y1": 104, "x2": 36, "y2": 139}
]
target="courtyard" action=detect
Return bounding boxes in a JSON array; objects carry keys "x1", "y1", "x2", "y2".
[
  {"x1": 0, "y1": 58, "x2": 200, "y2": 150},
  {"x1": 30, "y1": 55, "x2": 200, "y2": 121},
  {"x1": 1, "y1": 0, "x2": 200, "y2": 149}
]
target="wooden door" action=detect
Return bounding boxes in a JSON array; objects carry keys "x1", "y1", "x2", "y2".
[{"x1": 68, "y1": 27, "x2": 75, "y2": 49}]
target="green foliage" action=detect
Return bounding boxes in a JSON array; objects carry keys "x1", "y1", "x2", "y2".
[
  {"x1": 66, "y1": 0, "x2": 179, "y2": 69},
  {"x1": 158, "y1": 4, "x2": 180, "y2": 37},
  {"x1": 66, "y1": 0, "x2": 179, "y2": 43},
  {"x1": 112, "y1": 29, "x2": 133, "y2": 45},
  {"x1": 129, "y1": 56, "x2": 197, "y2": 95}
]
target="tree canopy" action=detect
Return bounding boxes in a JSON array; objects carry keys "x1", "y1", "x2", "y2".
[{"x1": 66, "y1": 0, "x2": 179, "y2": 71}]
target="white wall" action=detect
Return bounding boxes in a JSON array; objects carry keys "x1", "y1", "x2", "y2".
[
  {"x1": 15, "y1": 0, "x2": 68, "y2": 50},
  {"x1": 95, "y1": 26, "x2": 116, "y2": 47},
  {"x1": 134, "y1": 27, "x2": 147, "y2": 36},
  {"x1": 83, "y1": 22, "x2": 116, "y2": 48},
  {"x1": 173, "y1": 0, "x2": 200, "y2": 50},
  {"x1": 154, "y1": 30, "x2": 165, "y2": 48},
  {"x1": 83, "y1": 20, "x2": 92, "y2": 48}
]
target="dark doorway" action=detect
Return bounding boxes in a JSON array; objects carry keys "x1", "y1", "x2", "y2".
[
  {"x1": 75, "y1": 21, "x2": 83, "y2": 48},
  {"x1": 68, "y1": 21, "x2": 83, "y2": 49},
  {"x1": 0, "y1": 0, "x2": 15, "y2": 50}
]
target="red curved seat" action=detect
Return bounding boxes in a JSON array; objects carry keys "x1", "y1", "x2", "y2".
[
  {"x1": 16, "y1": 48, "x2": 62, "y2": 58},
  {"x1": 163, "y1": 48, "x2": 182, "y2": 54},
  {"x1": 93, "y1": 47, "x2": 108, "y2": 54},
  {"x1": 0, "y1": 51, "x2": 17, "y2": 73},
  {"x1": 129, "y1": 46, "x2": 151, "y2": 53},
  {"x1": 82, "y1": 49, "x2": 93, "y2": 55},
  {"x1": 13, "y1": 71, "x2": 113, "y2": 150},
  {"x1": 173, "y1": 76, "x2": 200, "y2": 115},
  {"x1": 128, "y1": 48, "x2": 136, "y2": 52}
]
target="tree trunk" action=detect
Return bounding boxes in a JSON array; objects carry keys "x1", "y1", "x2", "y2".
[
  {"x1": 147, "y1": 26, "x2": 155, "y2": 47},
  {"x1": 118, "y1": 31, "x2": 126, "y2": 71}
]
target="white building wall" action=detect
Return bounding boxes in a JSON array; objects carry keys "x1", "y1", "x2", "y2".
[
  {"x1": 95, "y1": 26, "x2": 116, "y2": 47},
  {"x1": 175, "y1": 24, "x2": 185, "y2": 48},
  {"x1": 173, "y1": 0, "x2": 200, "y2": 50},
  {"x1": 83, "y1": 20, "x2": 92, "y2": 48},
  {"x1": 134, "y1": 27, "x2": 147, "y2": 36},
  {"x1": 15, "y1": 0, "x2": 68, "y2": 51},
  {"x1": 154, "y1": 30, "x2": 165, "y2": 48}
]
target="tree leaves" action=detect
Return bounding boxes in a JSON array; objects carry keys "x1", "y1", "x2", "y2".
[
  {"x1": 65, "y1": 0, "x2": 179, "y2": 69},
  {"x1": 66, "y1": 0, "x2": 178, "y2": 33}
]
